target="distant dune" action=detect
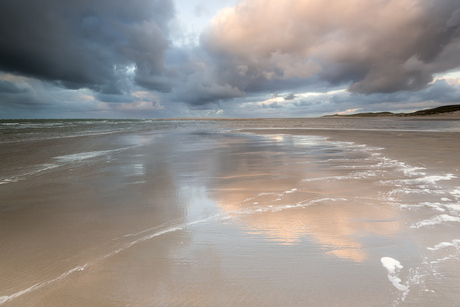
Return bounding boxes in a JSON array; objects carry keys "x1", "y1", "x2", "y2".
[{"x1": 323, "y1": 104, "x2": 460, "y2": 118}]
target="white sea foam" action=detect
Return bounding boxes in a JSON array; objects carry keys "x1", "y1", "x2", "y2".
[
  {"x1": 429, "y1": 255, "x2": 458, "y2": 264},
  {"x1": 0, "y1": 129, "x2": 124, "y2": 144},
  {"x1": 381, "y1": 257, "x2": 408, "y2": 292},
  {"x1": 317, "y1": 158, "x2": 361, "y2": 163},
  {"x1": 387, "y1": 188, "x2": 445, "y2": 198},
  {"x1": 411, "y1": 214, "x2": 460, "y2": 228},
  {"x1": 0, "y1": 147, "x2": 135, "y2": 185},
  {"x1": 451, "y1": 189, "x2": 460, "y2": 199},
  {"x1": 381, "y1": 174, "x2": 457, "y2": 187},
  {"x1": 1, "y1": 123, "x2": 19, "y2": 126},
  {"x1": 258, "y1": 197, "x2": 347, "y2": 213},
  {"x1": 427, "y1": 239, "x2": 460, "y2": 251},
  {"x1": 397, "y1": 201, "x2": 460, "y2": 214},
  {"x1": 302, "y1": 170, "x2": 380, "y2": 182},
  {"x1": 119, "y1": 218, "x2": 185, "y2": 239},
  {"x1": 0, "y1": 163, "x2": 60, "y2": 185},
  {"x1": 445, "y1": 204, "x2": 460, "y2": 213},
  {"x1": 362, "y1": 155, "x2": 427, "y2": 178},
  {"x1": 54, "y1": 148, "x2": 128, "y2": 163},
  {"x1": 407, "y1": 202, "x2": 446, "y2": 212}
]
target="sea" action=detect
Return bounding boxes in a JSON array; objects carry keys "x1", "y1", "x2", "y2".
[{"x1": 1, "y1": 118, "x2": 460, "y2": 306}]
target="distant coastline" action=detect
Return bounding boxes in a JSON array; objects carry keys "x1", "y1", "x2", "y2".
[{"x1": 322, "y1": 104, "x2": 460, "y2": 118}]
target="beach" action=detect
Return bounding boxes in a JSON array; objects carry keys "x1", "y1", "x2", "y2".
[{"x1": 1, "y1": 118, "x2": 460, "y2": 306}]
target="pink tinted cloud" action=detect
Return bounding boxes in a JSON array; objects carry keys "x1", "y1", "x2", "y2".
[{"x1": 202, "y1": 0, "x2": 460, "y2": 94}]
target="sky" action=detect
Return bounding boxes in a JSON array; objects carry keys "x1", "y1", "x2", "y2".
[{"x1": 1, "y1": 0, "x2": 460, "y2": 119}]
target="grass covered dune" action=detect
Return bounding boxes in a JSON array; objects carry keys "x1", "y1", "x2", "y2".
[{"x1": 323, "y1": 104, "x2": 460, "y2": 118}]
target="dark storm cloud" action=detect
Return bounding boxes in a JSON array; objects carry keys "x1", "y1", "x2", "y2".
[{"x1": 0, "y1": 0, "x2": 174, "y2": 94}]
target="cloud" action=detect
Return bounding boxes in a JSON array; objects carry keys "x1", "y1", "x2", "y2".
[
  {"x1": 202, "y1": 0, "x2": 460, "y2": 95},
  {"x1": 0, "y1": 72, "x2": 172, "y2": 118},
  {"x1": 117, "y1": 100, "x2": 163, "y2": 111},
  {"x1": 1, "y1": 0, "x2": 460, "y2": 117},
  {"x1": 117, "y1": 91, "x2": 164, "y2": 110},
  {"x1": 439, "y1": 76, "x2": 460, "y2": 85},
  {"x1": 0, "y1": 79, "x2": 29, "y2": 94},
  {"x1": 261, "y1": 101, "x2": 284, "y2": 109},
  {"x1": 284, "y1": 92, "x2": 296, "y2": 100},
  {"x1": 173, "y1": 62, "x2": 246, "y2": 105},
  {"x1": 0, "y1": 0, "x2": 175, "y2": 94},
  {"x1": 0, "y1": 74, "x2": 53, "y2": 109}
]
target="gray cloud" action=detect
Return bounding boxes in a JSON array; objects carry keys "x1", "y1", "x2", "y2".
[
  {"x1": 95, "y1": 93, "x2": 135, "y2": 103},
  {"x1": 176, "y1": 70, "x2": 245, "y2": 105},
  {"x1": 0, "y1": 80, "x2": 28, "y2": 94},
  {"x1": 261, "y1": 101, "x2": 284, "y2": 109},
  {"x1": 284, "y1": 93, "x2": 296, "y2": 100},
  {"x1": 0, "y1": 0, "x2": 174, "y2": 94}
]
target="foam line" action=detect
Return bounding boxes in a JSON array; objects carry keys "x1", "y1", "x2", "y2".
[
  {"x1": 427, "y1": 239, "x2": 460, "y2": 251},
  {"x1": 0, "y1": 130, "x2": 121, "y2": 144},
  {"x1": 302, "y1": 170, "x2": 379, "y2": 182},
  {"x1": 0, "y1": 164, "x2": 60, "y2": 185},
  {"x1": 411, "y1": 214, "x2": 460, "y2": 228},
  {"x1": 381, "y1": 174, "x2": 457, "y2": 187},
  {"x1": 118, "y1": 218, "x2": 185, "y2": 238},
  {"x1": 54, "y1": 147, "x2": 134, "y2": 163},
  {"x1": 0, "y1": 146, "x2": 137, "y2": 185}
]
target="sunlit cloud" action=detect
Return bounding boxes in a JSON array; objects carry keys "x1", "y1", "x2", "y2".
[{"x1": 433, "y1": 70, "x2": 460, "y2": 85}]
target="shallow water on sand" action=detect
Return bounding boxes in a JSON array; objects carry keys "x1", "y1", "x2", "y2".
[{"x1": 0, "y1": 119, "x2": 460, "y2": 306}]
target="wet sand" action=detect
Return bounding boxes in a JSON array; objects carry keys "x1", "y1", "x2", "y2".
[
  {"x1": 1, "y1": 121, "x2": 460, "y2": 306},
  {"x1": 240, "y1": 129, "x2": 460, "y2": 173}
]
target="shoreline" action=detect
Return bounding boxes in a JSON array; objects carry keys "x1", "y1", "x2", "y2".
[
  {"x1": 157, "y1": 115, "x2": 460, "y2": 120},
  {"x1": 239, "y1": 129, "x2": 460, "y2": 175}
]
